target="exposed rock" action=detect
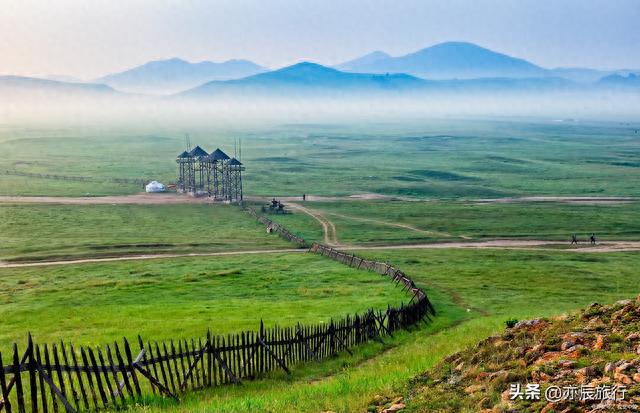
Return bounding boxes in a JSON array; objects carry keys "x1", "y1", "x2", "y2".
[
  {"x1": 464, "y1": 384, "x2": 484, "y2": 394},
  {"x1": 615, "y1": 362, "x2": 632, "y2": 373},
  {"x1": 626, "y1": 332, "x2": 640, "y2": 341},
  {"x1": 382, "y1": 403, "x2": 405, "y2": 413},
  {"x1": 614, "y1": 372, "x2": 633, "y2": 385}
]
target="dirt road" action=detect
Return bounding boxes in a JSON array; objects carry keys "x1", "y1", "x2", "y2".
[
  {"x1": 0, "y1": 248, "x2": 304, "y2": 268},
  {"x1": 1, "y1": 193, "x2": 636, "y2": 205},
  {"x1": 2, "y1": 240, "x2": 638, "y2": 269},
  {"x1": 0, "y1": 193, "x2": 211, "y2": 205}
]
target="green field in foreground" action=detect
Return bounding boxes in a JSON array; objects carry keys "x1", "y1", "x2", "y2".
[
  {"x1": 1, "y1": 119, "x2": 639, "y2": 198},
  {"x1": 0, "y1": 252, "x2": 407, "y2": 350},
  {"x1": 269, "y1": 199, "x2": 640, "y2": 245},
  {"x1": 0, "y1": 203, "x2": 293, "y2": 261},
  {"x1": 124, "y1": 248, "x2": 640, "y2": 413}
]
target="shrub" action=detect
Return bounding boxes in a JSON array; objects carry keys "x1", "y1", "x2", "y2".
[{"x1": 505, "y1": 318, "x2": 519, "y2": 328}]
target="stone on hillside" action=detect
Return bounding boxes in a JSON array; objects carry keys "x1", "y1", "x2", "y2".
[
  {"x1": 615, "y1": 362, "x2": 633, "y2": 373},
  {"x1": 605, "y1": 362, "x2": 615, "y2": 374},
  {"x1": 614, "y1": 372, "x2": 633, "y2": 385},
  {"x1": 615, "y1": 299, "x2": 633, "y2": 307},
  {"x1": 382, "y1": 403, "x2": 405, "y2": 413},
  {"x1": 594, "y1": 334, "x2": 606, "y2": 350},
  {"x1": 626, "y1": 332, "x2": 640, "y2": 341},
  {"x1": 464, "y1": 384, "x2": 484, "y2": 394}
]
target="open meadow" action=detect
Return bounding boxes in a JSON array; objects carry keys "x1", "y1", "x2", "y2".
[
  {"x1": 1, "y1": 119, "x2": 639, "y2": 198},
  {"x1": 1, "y1": 119, "x2": 640, "y2": 412}
]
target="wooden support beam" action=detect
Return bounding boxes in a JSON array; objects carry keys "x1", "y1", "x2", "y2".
[
  {"x1": 257, "y1": 339, "x2": 290, "y2": 375},
  {"x1": 33, "y1": 361, "x2": 76, "y2": 413}
]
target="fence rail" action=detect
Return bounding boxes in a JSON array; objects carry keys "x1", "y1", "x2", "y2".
[
  {"x1": 0, "y1": 208, "x2": 433, "y2": 413},
  {"x1": 244, "y1": 207, "x2": 307, "y2": 247}
]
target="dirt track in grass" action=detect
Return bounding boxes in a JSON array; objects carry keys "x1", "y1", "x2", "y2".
[
  {"x1": 2, "y1": 240, "x2": 638, "y2": 268},
  {"x1": 2, "y1": 194, "x2": 637, "y2": 205}
]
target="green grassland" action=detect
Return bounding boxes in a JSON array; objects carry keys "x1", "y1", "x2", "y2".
[
  {"x1": 0, "y1": 252, "x2": 408, "y2": 350},
  {"x1": 1, "y1": 119, "x2": 639, "y2": 198},
  {"x1": 130, "y1": 248, "x2": 640, "y2": 412},
  {"x1": 2, "y1": 118, "x2": 640, "y2": 412},
  {"x1": 0, "y1": 203, "x2": 294, "y2": 261},
  {"x1": 270, "y1": 200, "x2": 640, "y2": 245}
]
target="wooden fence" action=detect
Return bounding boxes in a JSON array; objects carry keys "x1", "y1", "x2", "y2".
[
  {"x1": 244, "y1": 207, "x2": 307, "y2": 247},
  {"x1": 308, "y1": 243, "x2": 434, "y2": 313},
  {"x1": 0, "y1": 210, "x2": 434, "y2": 413}
]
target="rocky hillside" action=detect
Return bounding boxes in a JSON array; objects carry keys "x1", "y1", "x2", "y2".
[{"x1": 371, "y1": 297, "x2": 640, "y2": 412}]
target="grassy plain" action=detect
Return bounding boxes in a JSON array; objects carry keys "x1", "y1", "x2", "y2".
[
  {"x1": 1, "y1": 118, "x2": 640, "y2": 412},
  {"x1": 0, "y1": 203, "x2": 292, "y2": 261},
  {"x1": 0, "y1": 252, "x2": 408, "y2": 350},
  {"x1": 130, "y1": 248, "x2": 640, "y2": 412},
  {"x1": 270, "y1": 200, "x2": 640, "y2": 245},
  {"x1": 1, "y1": 119, "x2": 639, "y2": 198}
]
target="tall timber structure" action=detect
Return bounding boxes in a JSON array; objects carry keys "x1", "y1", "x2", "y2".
[{"x1": 176, "y1": 145, "x2": 244, "y2": 202}]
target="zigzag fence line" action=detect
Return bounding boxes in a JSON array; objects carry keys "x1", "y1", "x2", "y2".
[
  {"x1": 0, "y1": 170, "x2": 146, "y2": 186},
  {"x1": 244, "y1": 207, "x2": 307, "y2": 247},
  {"x1": 0, "y1": 208, "x2": 434, "y2": 413}
]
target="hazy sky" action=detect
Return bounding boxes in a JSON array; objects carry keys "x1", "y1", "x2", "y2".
[{"x1": 1, "y1": 0, "x2": 639, "y2": 79}]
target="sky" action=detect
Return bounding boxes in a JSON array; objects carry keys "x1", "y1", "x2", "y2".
[{"x1": 1, "y1": 0, "x2": 639, "y2": 79}]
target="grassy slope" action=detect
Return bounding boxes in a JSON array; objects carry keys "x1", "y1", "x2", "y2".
[
  {"x1": 133, "y1": 249, "x2": 640, "y2": 412},
  {"x1": 0, "y1": 252, "x2": 407, "y2": 350},
  {"x1": 1, "y1": 120, "x2": 639, "y2": 198},
  {"x1": 0, "y1": 203, "x2": 293, "y2": 261}
]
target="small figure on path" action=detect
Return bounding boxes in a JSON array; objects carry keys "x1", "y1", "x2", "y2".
[
  {"x1": 590, "y1": 233, "x2": 597, "y2": 245},
  {"x1": 302, "y1": 193, "x2": 306, "y2": 201},
  {"x1": 570, "y1": 234, "x2": 578, "y2": 245}
]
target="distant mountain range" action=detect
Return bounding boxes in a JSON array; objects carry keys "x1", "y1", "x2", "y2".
[
  {"x1": 96, "y1": 58, "x2": 266, "y2": 94},
  {"x1": 336, "y1": 42, "x2": 547, "y2": 79},
  {"x1": 336, "y1": 42, "x2": 636, "y2": 83},
  {"x1": 178, "y1": 61, "x2": 606, "y2": 99},
  {"x1": 2, "y1": 42, "x2": 638, "y2": 103}
]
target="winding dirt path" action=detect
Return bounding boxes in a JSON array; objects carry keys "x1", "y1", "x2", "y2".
[
  {"x1": 323, "y1": 211, "x2": 469, "y2": 240},
  {"x1": 287, "y1": 202, "x2": 339, "y2": 245}
]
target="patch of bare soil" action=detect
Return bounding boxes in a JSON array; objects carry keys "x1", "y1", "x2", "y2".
[{"x1": 0, "y1": 193, "x2": 211, "y2": 205}]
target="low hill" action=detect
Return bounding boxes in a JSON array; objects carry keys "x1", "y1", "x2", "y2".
[
  {"x1": 97, "y1": 58, "x2": 266, "y2": 94},
  {"x1": 599, "y1": 73, "x2": 640, "y2": 88},
  {"x1": 0, "y1": 76, "x2": 117, "y2": 98},
  {"x1": 374, "y1": 297, "x2": 640, "y2": 412},
  {"x1": 177, "y1": 61, "x2": 583, "y2": 100},
  {"x1": 178, "y1": 62, "x2": 428, "y2": 98}
]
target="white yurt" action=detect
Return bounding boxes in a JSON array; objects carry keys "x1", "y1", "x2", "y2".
[{"x1": 145, "y1": 181, "x2": 166, "y2": 193}]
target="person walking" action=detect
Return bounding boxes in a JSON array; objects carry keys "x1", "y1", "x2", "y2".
[
  {"x1": 590, "y1": 233, "x2": 597, "y2": 245},
  {"x1": 571, "y1": 234, "x2": 578, "y2": 245}
]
